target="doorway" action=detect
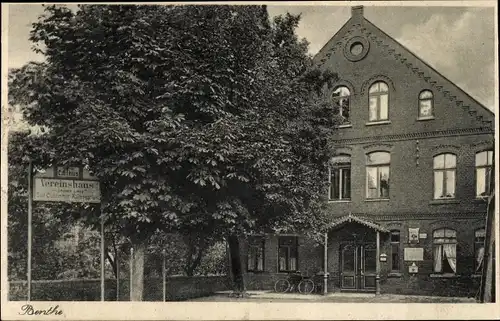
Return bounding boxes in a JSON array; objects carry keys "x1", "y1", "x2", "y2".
[{"x1": 340, "y1": 242, "x2": 376, "y2": 291}]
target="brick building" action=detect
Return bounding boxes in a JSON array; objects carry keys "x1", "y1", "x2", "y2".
[{"x1": 240, "y1": 6, "x2": 495, "y2": 296}]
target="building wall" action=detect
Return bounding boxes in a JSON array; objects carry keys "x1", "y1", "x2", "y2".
[{"x1": 241, "y1": 8, "x2": 493, "y2": 298}]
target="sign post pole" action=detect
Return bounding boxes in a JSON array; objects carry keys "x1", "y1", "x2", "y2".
[
  {"x1": 27, "y1": 161, "x2": 33, "y2": 301},
  {"x1": 101, "y1": 212, "x2": 105, "y2": 301},
  {"x1": 162, "y1": 249, "x2": 166, "y2": 302}
]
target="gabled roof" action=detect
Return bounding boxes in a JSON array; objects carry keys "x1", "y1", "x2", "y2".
[
  {"x1": 312, "y1": 7, "x2": 494, "y2": 127},
  {"x1": 326, "y1": 213, "x2": 390, "y2": 233}
]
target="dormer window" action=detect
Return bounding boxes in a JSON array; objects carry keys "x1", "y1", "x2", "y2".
[
  {"x1": 368, "y1": 82, "x2": 389, "y2": 121},
  {"x1": 332, "y1": 86, "x2": 351, "y2": 125},
  {"x1": 418, "y1": 90, "x2": 434, "y2": 119}
]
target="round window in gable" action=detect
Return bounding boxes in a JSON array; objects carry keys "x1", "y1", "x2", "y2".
[
  {"x1": 344, "y1": 36, "x2": 370, "y2": 62},
  {"x1": 350, "y1": 42, "x2": 364, "y2": 56}
]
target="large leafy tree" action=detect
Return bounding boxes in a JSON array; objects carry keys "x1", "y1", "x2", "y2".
[{"x1": 9, "y1": 4, "x2": 338, "y2": 300}]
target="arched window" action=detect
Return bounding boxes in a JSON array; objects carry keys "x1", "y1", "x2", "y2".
[
  {"x1": 474, "y1": 228, "x2": 486, "y2": 273},
  {"x1": 476, "y1": 150, "x2": 493, "y2": 197},
  {"x1": 433, "y1": 153, "x2": 456, "y2": 199},
  {"x1": 332, "y1": 86, "x2": 351, "y2": 124},
  {"x1": 366, "y1": 151, "x2": 390, "y2": 199},
  {"x1": 418, "y1": 90, "x2": 434, "y2": 118},
  {"x1": 368, "y1": 82, "x2": 389, "y2": 121},
  {"x1": 329, "y1": 154, "x2": 351, "y2": 201},
  {"x1": 433, "y1": 228, "x2": 457, "y2": 274}
]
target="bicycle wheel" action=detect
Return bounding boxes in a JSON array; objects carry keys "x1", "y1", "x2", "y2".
[
  {"x1": 274, "y1": 279, "x2": 290, "y2": 293},
  {"x1": 298, "y1": 279, "x2": 315, "y2": 294}
]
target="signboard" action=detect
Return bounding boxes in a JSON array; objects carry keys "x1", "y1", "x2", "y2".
[
  {"x1": 34, "y1": 178, "x2": 101, "y2": 203},
  {"x1": 33, "y1": 166, "x2": 100, "y2": 203},
  {"x1": 408, "y1": 228, "x2": 420, "y2": 244},
  {"x1": 404, "y1": 248, "x2": 424, "y2": 261},
  {"x1": 419, "y1": 233, "x2": 427, "y2": 239}
]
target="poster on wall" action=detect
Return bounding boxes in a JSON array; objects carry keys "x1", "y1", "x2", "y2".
[{"x1": 408, "y1": 228, "x2": 419, "y2": 244}]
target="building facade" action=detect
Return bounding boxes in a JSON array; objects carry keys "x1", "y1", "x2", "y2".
[{"x1": 240, "y1": 6, "x2": 495, "y2": 297}]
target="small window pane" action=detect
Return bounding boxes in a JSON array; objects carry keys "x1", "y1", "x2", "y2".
[
  {"x1": 444, "y1": 229, "x2": 456, "y2": 238},
  {"x1": 434, "y1": 155, "x2": 445, "y2": 169},
  {"x1": 331, "y1": 155, "x2": 351, "y2": 164},
  {"x1": 476, "y1": 151, "x2": 487, "y2": 166},
  {"x1": 379, "y1": 82, "x2": 388, "y2": 92},
  {"x1": 379, "y1": 166, "x2": 390, "y2": 198},
  {"x1": 434, "y1": 171, "x2": 444, "y2": 199},
  {"x1": 434, "y1": 229, "x2": 445, "y2": 238},
  {"x1": 419, "y1": 90, "x2": 433, "y2": 99},
  {"x1": 445, "y1": 154, "x2": 456, "y2": 168},
  {"x1": 342, "y1": 168, "x2": 351, "y2": 199},
  {"x1": 367, "y1": 152, "x2": 390, "y2": 165},
  {"x1": 379, "y1": 94, "x2": 389, "y2": 119},
  {"x1": 334, "y1": 86, "x2": 350, "y2": 97},
  {"x1": 445, "y1": 170, "x2": 455, "y2": 197},
  {"x1": 369, "y1": 97, "x2": 378, "y2": 121},
  {"x1": 369, "y1": 83, "x2": 379, "y2": 93},
  {"x1": 475, "y1": 228, "x2": 486, "y2": 238},
  {"x1": 391, "y1": 231, "x2": 400, "y2": 242},
  {"x1": 367, "y1": 167, "x2": 378, "y2": 188},
  {"x1": 476, "y1": 168, "x2": 487, "y2": 196},
  {"x1": 487, "y1": 151, "x2": 493, "y2": 164},
  {"x1": 330, "y1": 169, "x2": 340, "y2": 200}
]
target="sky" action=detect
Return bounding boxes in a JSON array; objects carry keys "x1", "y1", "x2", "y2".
[{"x1": 5, "y1": 3, "x2": 497, "y2": 111}]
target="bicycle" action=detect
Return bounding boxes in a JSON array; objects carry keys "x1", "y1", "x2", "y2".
[{"x1": 274, "y1": 271, "x2": 315, "y2": 294}]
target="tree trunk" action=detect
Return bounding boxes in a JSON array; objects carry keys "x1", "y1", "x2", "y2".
[
  {"x1": 130, "y1": 240, "x2": 146, "y2": 301},
  {"x1": 227, "y1": 234, "x2": 245, "y2": 293}
]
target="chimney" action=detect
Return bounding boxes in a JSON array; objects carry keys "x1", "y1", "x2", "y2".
[{"x1": 351, "y1": 5, "x2": 364, "y2": 17}]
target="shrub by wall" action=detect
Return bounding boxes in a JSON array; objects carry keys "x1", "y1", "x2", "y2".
[{"x1": 9, "y1": 275, "x2": 230, "y2": 301}]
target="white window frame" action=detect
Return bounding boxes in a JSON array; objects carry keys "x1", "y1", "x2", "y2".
[
  {"x1": 433, "y1": 153, "x2": 456, "y2": 199},
  {"x1": 368, "y1": 82, "x2": 389, "y2": 122},
  {"x1": 475, "y1": 150, "x2": 493, "y2": 198},
  {"x1": 329, "y1": 155, "x2": 351, "y2": 201},
  {"x1": 366, "y1": 151, "x2": 390, "y2": 199}
]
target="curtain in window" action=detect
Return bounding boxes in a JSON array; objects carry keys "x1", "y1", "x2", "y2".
[
  {"x1": 443, "y1": 243, "x2": 457, "y2": 273},
  {"x1": 256, "y1": 247, "x2": 263, "y2": 271},
  {"x1": 476, "y1": 247, "x2": 485, "y2": 272},
  {"x1": 278, "y1": 247, "x2": 286, "y2": 271},
  {"x1": 434, "y1": 245, "x2": 443, "y2": 272}
]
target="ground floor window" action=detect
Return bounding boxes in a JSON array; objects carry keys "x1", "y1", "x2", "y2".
[
  {"x1": 475, "y1": 228, "x2": 486, "y2": 273},
  {"x1": 390, "y1": 230, "x2": 401, "y2": 272},
  {"x1": 247, "y1": 236, "x2": 265, "y2": 272},
  {"x1": 278, "y1": 236, "x2": 298, "y2": 272},
  {"x1": 433, "y1": 228, "x2": 457, "y2": 274}
]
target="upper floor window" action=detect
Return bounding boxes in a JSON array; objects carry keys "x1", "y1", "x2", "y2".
[
  {"x1": 247, "y1": 236, "x2": 265, "y2": 272},
  {"x1": 329, "y1": 155, "x2": 351, "y2": 201},
  {"x1": 418, "y1": 90, "x2": 434, "y2": 118},
  {"x1": 433, "y1": 153, "x2": 456, "y2": 199},
  {"x1": 474, "y1": 228, "x2": 486, "y2": 273},
  {"x1": 278, "y1": 236, "x2": 298, "y2": 272},
  {"x1": 368, "y1": 82, "x2": 389, "y2": 122},
  {"x1": 433, "y1": 228, "x2": 457, "y2": 274},
  {"x1": 332, "y1": 86, "x2": 351, "y2": 124},
  {"x1": 476, "y1": 150, "x2": 493, "y2": 197},
  {"x1": 366, "y1": 151, "x2": 390, "y2": 199}
]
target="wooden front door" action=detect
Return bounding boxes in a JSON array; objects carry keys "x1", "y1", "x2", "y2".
[{"x1": 340, "y1": 242, "x2": 377, "y2": 291}]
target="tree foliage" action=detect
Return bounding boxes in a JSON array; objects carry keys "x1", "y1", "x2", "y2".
[{"x1": 8, "y1": 4, "x2": 339, "y2": 295}]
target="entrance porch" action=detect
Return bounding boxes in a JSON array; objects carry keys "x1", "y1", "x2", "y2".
[{"x1": 322, "y1": 214, "x2": 389, "y2": 295}]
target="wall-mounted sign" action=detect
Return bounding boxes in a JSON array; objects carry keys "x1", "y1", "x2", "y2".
[
  {"x1": 33, "y1": 166, "x2": 100, "y2": 203},
  {"x1": 409, "y1": 228, "x2": 420, "y2": 244},
  {"x1": 419, "y1": 233, "x2": 427, "y2": 239},
  {"x1": 379, "y1": 253, "x2": 387, "y2": 262},
  {"x1": 409, "y1": 262, "x2": 418, "y2": 274},
  {"x1": 404, "y1": 248, "x2": 424, "y2": 261}
]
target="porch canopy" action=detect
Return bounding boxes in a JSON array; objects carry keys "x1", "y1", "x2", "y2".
[
  {"x1": 325, "y1": 213, "x2": 390, "y2": 233},
  {"x1": 322, "y1": 213, "x2": 388, "y2": 295}
]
